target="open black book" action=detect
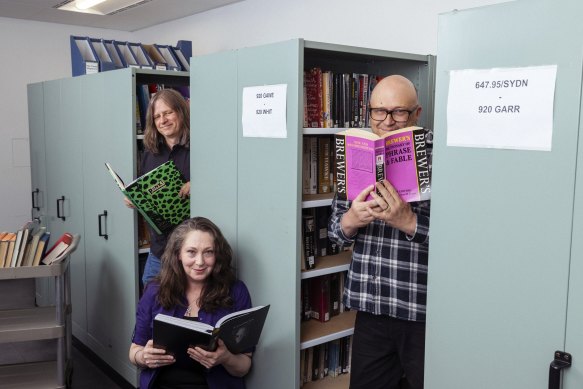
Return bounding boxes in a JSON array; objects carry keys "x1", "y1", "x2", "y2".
[{"x1": 153, "y1": 305, "x2": 270, "y2": 356}]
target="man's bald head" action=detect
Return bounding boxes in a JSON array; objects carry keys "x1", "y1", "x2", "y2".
[{"x1": 369, "y1": 75, "x2": 421, "y2": 135}]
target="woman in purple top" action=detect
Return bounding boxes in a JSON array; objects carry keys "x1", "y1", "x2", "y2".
[{"x1": 129, "y1": 217, "x2": 253, "y2": 389}]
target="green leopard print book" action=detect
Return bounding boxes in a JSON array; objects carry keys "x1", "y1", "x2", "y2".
[{"x1": 106, "y1": 161, "x2": 189, "y2": 235}]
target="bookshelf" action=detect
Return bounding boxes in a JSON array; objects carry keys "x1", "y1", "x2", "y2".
[
  {"x1": 190, "y1": 39, "x2": 434, "y2": 388},
  {"x1": 27, "y1": 68, "x2": 189, "y2": 387}
]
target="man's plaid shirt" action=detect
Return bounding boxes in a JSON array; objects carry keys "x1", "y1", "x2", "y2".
[{"x1": 327, "y1": 126, "x2": 433, "y2": 322}]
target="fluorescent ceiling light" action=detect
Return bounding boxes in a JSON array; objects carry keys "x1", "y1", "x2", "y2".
[
  {"x1": 75, "y1": 0, "x2": 107, "y2": 10},
  {"x1": 56, "y1": 0, "x2": 150, "y2": 15}
]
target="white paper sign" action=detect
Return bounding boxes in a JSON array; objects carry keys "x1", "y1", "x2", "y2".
[
  {"x1": 447, "y1": 65, "x2": 557, "y2": 151},
  {"x1": 242, "y1": 84, "x2": 287, "y2": 138}
]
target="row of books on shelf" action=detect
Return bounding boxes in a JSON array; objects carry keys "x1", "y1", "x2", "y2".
[
  {"x1": 303, "y1": 135, "x2": 335, "y2": 196},
  {"x1": 136, "y1": 83, "x2": 190, "y2": 134},
  {"x1": 0, "y1": 222, "x2": 80, "y2": 268},
  {"x1": 300, "y1": 335, "x2": 352, "y2": 386},
  {"x1": 302, "y1": 206, "x2": 342, "y2": 271},
  {"x1": 71, "y1": 36, "x2": 192, "y2": 77},
  {"x1": 304, "y1": 67, "x2": 383, "y2": 129},
  {"x1": 301, "y1": 272, "x2": 347, "y2": 323}
]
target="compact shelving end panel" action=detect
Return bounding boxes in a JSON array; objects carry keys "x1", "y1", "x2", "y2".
[
  {"x1": 190, "y1": 39, "x2": 435, "y2": 388},
  {"x1": 28, "y1": 68, "x2": 189, "y2": 387}
]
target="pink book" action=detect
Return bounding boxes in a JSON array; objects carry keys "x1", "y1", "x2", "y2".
[{"x1": 334, "y1": 126, "x2": 430, "y2": 202}]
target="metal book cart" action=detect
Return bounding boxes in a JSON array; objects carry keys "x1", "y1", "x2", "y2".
[{"x1": 0, "y1": 257, "x2": 72, "y2": 388}]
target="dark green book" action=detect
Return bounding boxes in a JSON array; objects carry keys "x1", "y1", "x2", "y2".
[{"x1": 105, "y1": 161, "x2": 190, "y2": 234}]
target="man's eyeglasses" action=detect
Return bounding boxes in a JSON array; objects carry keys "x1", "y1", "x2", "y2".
[
  {"x1": 369, "y1": 107, "x2": 417, "y2": 123},
  {"x1": 153, "y1": 110, "x2": 176, "y2": 122}
]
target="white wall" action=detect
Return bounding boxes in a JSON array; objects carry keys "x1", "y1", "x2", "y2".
[
  {"x1": 0, "y1": 18, "x2": 133, "y2": 230},
  {"x1": 136, "y1": 0, "x2": 511, "y2": 57},
  {"x1": 0, "y1": 0, "x2": 509, "y2": 231}
]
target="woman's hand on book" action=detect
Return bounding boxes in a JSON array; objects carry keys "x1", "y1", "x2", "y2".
[
  {"x1": 179, "y1": 181, "x2": 191, "y2": 198},
  {"x1": 188, "y1": 340, "x2": 252, "y2": 376},
  {"x1": 139, "y1": 340, "x2": 175, "y2": 369},
  {"x1": 123, "y1": 197, "x2": 135, "y2": 209}
]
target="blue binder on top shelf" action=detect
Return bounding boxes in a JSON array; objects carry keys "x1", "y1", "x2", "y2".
[
  {"x1": 102, "y1": 39, "x2": 124, "y2": 69},
  {"x1": 114, "y1": 41, "x2": 140, "y2": 68},
  {"x1": 70, "y1": 36, "x2": 99, "y2": 76},
  {"x1": 143, "y1": 44, "x2": 170, "y2": 70},
  {"x1": 89, "y1": 38, "x2": 118, "y2": 72},
  {"x1": 171, "y1": 40, "x2": 192, "y2": 71},
  {"x1": 127, "y1": 42, "x2": 154, "y2": 69},
  {"x1": 153, "y1": 44, "x2": 181, "y2": 71}
]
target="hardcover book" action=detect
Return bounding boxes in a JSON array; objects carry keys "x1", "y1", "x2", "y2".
[
  {"x1": 31, "y1": 232, "x2": 51, "y2": 267},
  {"x1": 11, "y1": 221, "x2": 38, "y2": 267},
  {"x1": 22, "y1": 226, "x2": 46, "y2": 267},
  {"x1": 42, "y1": 232, "x2": 74, "y2": 265},
  {"x1": 334, "y1": 126, "x2": 431, "y2": 202},
  {"x1": 105, "y1": 161, "x2": 190, "y2": 235},
  {"x1": 50, "y1": 233, "x2": 81, "y2": 265},
  {"x1": 302, "y1": 212, "x2": 316, "y2": 270},
  {"x1": 153, "y1": 305, "x2": 270, "y2": 358},
  {"x1": 309, "y1": 276, "x2": 330, "y2": 323},
  {"x1": 0, "y1": 233, "x2": 15, "y2": 268},
  {"x1": 2, "y1": 233, "x2": 16, "y2": 268}
]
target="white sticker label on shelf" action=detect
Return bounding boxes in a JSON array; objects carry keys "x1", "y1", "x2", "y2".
[{"x1": 242, "y1": 84, "x2": 288, "y2": 138}]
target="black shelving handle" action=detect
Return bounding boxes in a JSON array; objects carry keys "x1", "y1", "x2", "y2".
[
  {"x1": 549, "y1": 351, "x2": 571, "y2": 389},
  {"x1": 32, "y1": 188, "x2": 40, "y2": 211},
  {"x1": 98, "y1": 210, "x2": 108, "y2": 240},
  {"x1": 57, "y1": 195, "x2": 66, "y2": 221}
]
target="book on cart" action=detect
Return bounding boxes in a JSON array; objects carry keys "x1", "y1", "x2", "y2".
[
  {"x1": 42, "y1": 232, "x2": 74, "y2": 265},
  {"x1": 50, "y1": 233, "x2": 80, "y2": 265},
  {"x1": 334, "y1": 126, "x2": 431, "y2": 202},
  {"x1": 105, "y1": 160, "x2": 190, "y2": 235},
  {"x1": 153, "y1": 305, "x2": 270, "y2": 357}
]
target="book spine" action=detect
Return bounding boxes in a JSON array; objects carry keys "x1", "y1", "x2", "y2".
[
  {"x1": 374, "y1": 140, "x2": 386, "y2": 198},
  {"x1": 309, "y1": 276, "x2": 330, "y2": 322},
  {"x1": 343, "y1": 74, "x2": 351, "y2": 127},
  {"x1": 332, "y1": 73, "x2": 340, "y2": 128},
  {"x1": 300, "y1": 349, "x2": 306, "y2": 386},
  {"x1": 301, "y1": 279, "x2": 312, "y2": 321},
  {"x1": 309, "y1": 137, "x2": 318, "y2": 195},
  {"x1": 302, "y1": 212, "x2": 316, "y2": 270},
  {"x1": 312, "y1": 345, "x2": 320, "y2": 381},
  {"x1": 352, "y1": 73, "x2": 359, "y2": 127},
  {"x1": 306, "y1": 348, "x2": 314, "y2": 383},
  {"x1": 314, "y1": 206, "x2": 329, "y2": 257},
  {"x1": 317, "y1": 137, "x2": 331, "y2": 194},
  {"x1": 334, "y1": 133, "x2": 347, "y2": 201},
  {"x1": 302, "y1": 137, "x2": 311, "y2": 195},
  {"x1": 305, "y1": 68, "x2": 321, "y2": 128},
  {"x1": 361, "y1": 74, "x2": 369, "y2": 128},
  {"x1": 321, "y1": 71, "x2": 331, "y2": 128},
  {"x1": 384, "y1": 127, "x2": 431, "y2": 202},
  {"x1": 329, "y1": 272, "x2": 340, "y2": 317},
  {"x1": 413, "y1": 128, "x2": 431, "y2": 200}
]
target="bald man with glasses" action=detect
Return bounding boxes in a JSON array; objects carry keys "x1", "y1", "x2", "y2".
[{"x1": 328, "y1": 75, "x2": 432, "y2": 389}]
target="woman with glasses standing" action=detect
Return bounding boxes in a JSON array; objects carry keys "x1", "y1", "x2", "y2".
[
  {"x1": 328, "y1": 75, "x2": 432, "y2": 389},
  {"x1": 125, "y1": 88, "x2": 191, "y2": 286}
]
